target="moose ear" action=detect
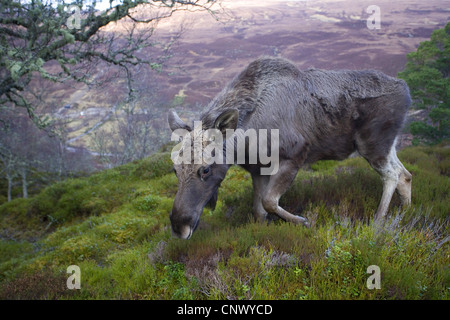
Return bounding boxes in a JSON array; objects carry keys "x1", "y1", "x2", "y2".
[
  {"x1": 168, "y1": 110, "x2": 192, "y2": 132},
  {"x1": 214, "y1": 109, "x2": 239, "y2": 134}
]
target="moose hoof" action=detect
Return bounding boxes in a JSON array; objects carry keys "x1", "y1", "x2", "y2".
[{"x1": 292, "y1": 215, "x2": 309, "y2": 227}]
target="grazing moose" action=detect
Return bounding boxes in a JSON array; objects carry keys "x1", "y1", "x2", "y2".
[{"x1": 168, "y1": 57, "x2": 412, "y2": 239}]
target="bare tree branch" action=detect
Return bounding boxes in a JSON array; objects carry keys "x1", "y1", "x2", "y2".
[{"x1": 0, "y1": 0, "x2": 219, "y2": 128}]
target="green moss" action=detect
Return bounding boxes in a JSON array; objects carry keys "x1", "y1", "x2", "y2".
[
  {"x1": 309, "y1": 159, "x2": 339, "y2": 173},
  {"x1": 0, "y1": 240, "x2": 35, "y2": 282}
]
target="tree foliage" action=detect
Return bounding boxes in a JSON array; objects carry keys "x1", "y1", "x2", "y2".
[
  {"x1": 0, "y1": 0, "x2": 217, "y2": 201},
  {"x1": 398, "y1": 22, "x2": 449, "y2": 145},
  {"x1": 0, "y1": 0, "x2": 217, "y2": 128}
]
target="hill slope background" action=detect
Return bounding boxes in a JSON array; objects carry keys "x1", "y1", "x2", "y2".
[{"x1": 30, "y1": 0, "x2": 450, "y2": 150}]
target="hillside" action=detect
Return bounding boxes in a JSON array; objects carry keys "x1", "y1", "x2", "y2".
[
  {"x1": 0, "y1": 145, "x2": 448, "y2": 299},
  {"x1": 158, "y1": 0, "x2": 450, "y2": 105},
  {"x1": 29, "y1": 0, "x2": 450, "y2": 150}
]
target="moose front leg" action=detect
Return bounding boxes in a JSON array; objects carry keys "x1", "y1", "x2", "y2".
[{"x1": 261, "y1": 160, "x2": 309, "y2": 227}]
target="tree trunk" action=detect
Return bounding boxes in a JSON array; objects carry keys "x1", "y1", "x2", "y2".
[
  {"x1": 58, "y1": 140, "x2": 66, "y2": 180},
  {"x1": 7, "y1": 176, "x2": 12, "y2": 202},
  {"x1": 21, "y1": 167, "x2": 28, "y2": 199}
]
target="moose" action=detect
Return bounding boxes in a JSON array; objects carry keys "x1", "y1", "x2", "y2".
[{"x1": 168, "y1": 57, "x2": 412, "y2": 239}]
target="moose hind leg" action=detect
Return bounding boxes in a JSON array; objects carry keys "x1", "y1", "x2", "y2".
[
  {"x1": 371, "y1": 146, "x2": 406, "y2": 219},
  {"x1": 261, "y1": 160, "x2": 309, "y2": 226},
  {"x1": 394, "y1": 154, "x2": 412, "y2": 207}
]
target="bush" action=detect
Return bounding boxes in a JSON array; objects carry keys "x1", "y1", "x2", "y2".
[{"x1": 398, "y1": 23, "x2": 449, "y2": 144}]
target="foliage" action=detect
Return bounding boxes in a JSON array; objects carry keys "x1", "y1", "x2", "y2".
[
  {"x1": 0, "y1": 0, "x2": 216, "y2": 128},
  {"x1": 0, "y1": 1, "x2": 216, "y2": 206},
  {"x1": 398, "y1": 22, "x2": 450, "y2": 144},
  {"x1": 0, "y1": 152, "x2": 173, "y2": 239},
  {"x1": 0, "y1": 146, "x2": 448, "y2": 300}
]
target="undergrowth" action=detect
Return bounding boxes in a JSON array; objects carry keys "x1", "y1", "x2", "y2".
[{"x1": 0, "y1": 146, "x2": 448, "y2": 300}]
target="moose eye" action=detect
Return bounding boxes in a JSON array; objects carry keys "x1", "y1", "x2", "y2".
[{"x1": 198, "y1": 166, "x2": 211, "y2": 180}]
